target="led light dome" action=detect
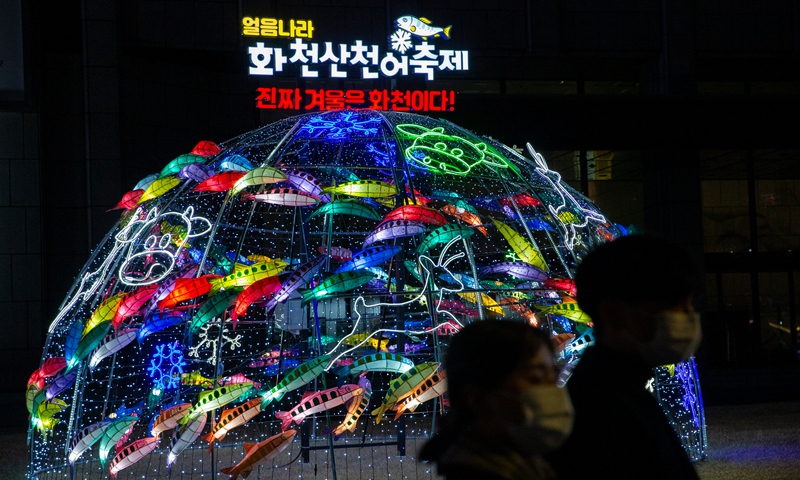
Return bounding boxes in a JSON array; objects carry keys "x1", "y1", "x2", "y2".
[{"x1": 29, "y1": 110, "x2": 705, "y2": 478}]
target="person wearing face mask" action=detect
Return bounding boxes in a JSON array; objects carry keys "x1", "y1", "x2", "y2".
[
  {"x1": 545, "y1": 235, "x2": 702, "y2": 480},
  {"x1": 419, "y1": 320, "x2": 573, "y2": 480}
]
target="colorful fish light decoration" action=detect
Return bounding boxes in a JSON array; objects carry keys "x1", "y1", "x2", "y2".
[
  {"x1": 151, "y1": 403, "x2": 192, "y2": 437},
  {"x1": 180, "y1": 383, "x2": 253, "y2": 425},
  {"x1": 274, "y1": 384, "x2": 362, "y2": 431},
  {"x1": 109, "y1": 437, "x2": 160, "y2": 477},
  {"x1": 219, "y1": 429, "x2": 296, "y2": 480},
  {"x1": 259, "y1": 355, "x2": 332, "y2": 407},
  {"x1": 372, "y1": 362, "x2": 440, "y2": 423},
  {"x1": 202, "y1": 397, "x2": 263, "y2": 450},
  {"x1": 326, "y1": 377, "x2": 373, "y2": 440},
  {"x1": 33, "y1": 110, "x2": 704, "y2": 478}
]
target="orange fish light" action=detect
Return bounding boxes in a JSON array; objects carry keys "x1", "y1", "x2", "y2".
[
  {"x1": 440, "y1": 204, "x2": 488, "y2": 236},
  {"x1": 219, "y1": 429, "x2": 297, "y2": 480},
  {"x1": 156, "y1": 275, "x2": 218, "y2": 311}
]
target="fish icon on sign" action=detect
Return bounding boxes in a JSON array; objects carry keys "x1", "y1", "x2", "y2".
[{"x1": 395, "y1": 15, "x2": 451, "y2": 40}]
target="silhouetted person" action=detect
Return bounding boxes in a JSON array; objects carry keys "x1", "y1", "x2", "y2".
[
  {"x1": 546, "y1": 235, "x2": 702, "y2": 480},
  {"x1": 420, "y1": 320, "x2": 573, "y2": 480}
]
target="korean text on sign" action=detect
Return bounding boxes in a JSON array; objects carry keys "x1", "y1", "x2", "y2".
[
  {"x1": 256, "y1": 88, "x2": 456, "y2": 112},
  {"x1": 249, "y1": 39, "x2": 468, "y2": 80},
  {"x1": 242, "y1": 18, "x2": 314, "y2": 38}
]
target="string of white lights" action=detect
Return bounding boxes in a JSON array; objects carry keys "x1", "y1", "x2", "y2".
[
  {"x1": 527, "y1": 143, "x2": 606, "y2": 250},
  {"x1": 324, "y1": 235, "x2": 467, "y2": 371}
]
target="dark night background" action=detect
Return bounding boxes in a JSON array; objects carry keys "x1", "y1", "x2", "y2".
[{"x1": 2, "y1": 0, "x2": 800, "y2": 427}]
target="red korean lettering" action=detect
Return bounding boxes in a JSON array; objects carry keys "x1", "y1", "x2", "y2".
[
  {"x1": 256, "y1": 87, "x2": 277, "y2": 109},
  {"x1": 368, "y1": 89, "x2": 388, "y2": 110},
  {"x1": 305, "y1": 89, "x2": 325, "y2": 110},
  {"x1": 345, "y1": 90, "x2": 366, "y2": 108},
  {"x1": 324, "y1": 90, "x2": 346, "y2": 110},
  {"x1": 410, "y1": 90, "x2": 425, "y2": 111},
  {"x1": 428, "y1": 90, "x2": 442, "y2": 111},
  {"x1": 389, "y1": 90, "x2": 410, "y2": 111},
  {"x1": 277, "y1": 88, "x2": 301, "y2": 109}
]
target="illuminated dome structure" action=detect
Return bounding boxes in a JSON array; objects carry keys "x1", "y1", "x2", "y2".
[{"x1": 27, "y1": 110, "x2": 706, "y2": 479}]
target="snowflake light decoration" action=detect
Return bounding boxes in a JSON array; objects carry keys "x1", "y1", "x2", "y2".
[
  {"x1": 147, "y1": 341, "x2": 186, "y2": 391},
  {"x1": 390, "y1": 29, "x2": 412, "y2": 53},
  {"x1": 188, "y1": 322, "x2": 243, "y2": 365},
  {"x1": 300, "y1": 111, "x2": 381, "y2": 139}
]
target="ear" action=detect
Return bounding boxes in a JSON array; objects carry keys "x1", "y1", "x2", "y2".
[
  {"x1": 598, "y1": 298, "x2": 656, "y2": 343},
  {"x1": 595, "y1": 298, "x2": 634, "y2": 340},
  {"x1": 597, "y1": 298, "x2": 630, "y2": 326}
]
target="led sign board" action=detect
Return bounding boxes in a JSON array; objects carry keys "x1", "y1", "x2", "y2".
[
  {"x1": 244, "y1": 15, "x2": 469, "y2": 81},
  {"x1": 245, "y1": 14, "x2": 467, "y2": 111}
]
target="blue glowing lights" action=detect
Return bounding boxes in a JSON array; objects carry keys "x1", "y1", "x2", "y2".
[{"x1": 147, "y1": 341, "x2": 186, "y2": 391}]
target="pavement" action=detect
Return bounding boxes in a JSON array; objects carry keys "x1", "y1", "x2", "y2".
[
  {"x1": 694, "y1": 401, "x2": 800, "y2": 480},
  {"x1": 7, "y1": 401, "x2": 800, "y2": 479}
]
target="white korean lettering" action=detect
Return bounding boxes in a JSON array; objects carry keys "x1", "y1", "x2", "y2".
[
  {"x1": 319, "y1": 42, "x2": 339, "y2": 63},
  {"x1": 249, "y1": 42, "x2": 275, "y2": 75},
  {"x1": 380, "y1": 52, "x2": 409, "y2": 77},
  {"x1": 410, "y1": 42, "x2": 438, "y2": 80}
]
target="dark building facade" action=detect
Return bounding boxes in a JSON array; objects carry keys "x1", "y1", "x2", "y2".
[{"x1": 2, "y1": 0, "x2": 799, "y2": 426}]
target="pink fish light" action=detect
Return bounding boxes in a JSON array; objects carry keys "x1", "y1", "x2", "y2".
[
  {"x1": 498, "y1": 193, "x2": 542, "y2": 208},
  {"x1": 230, "y1": 275, "x2": 282, "y2": 328},
  {"x1": 218, "y1": 373, "x2": 262, "y2": 391},
  {"x1": 112, "y1": 284, "x2": 158, "y2": 329},
  {"x1": 363, "y1": 220, "x2": 427, "y2": 247},
  {"x1": 27, "y1": 357, "x2": 67, "y2": 390},
  {"x1": 109, "y1": 437, "x2": 159, "y2": 478},
  {"x1": 284, "y1": 168, "x2": 331, "y2": 202},
  {"x1": 317, "y1": 245, "x2": 352, "y2": 262},
  {"x1": 274, "y1": 384, "x2": 363, "y2": 431},
  {"x1": 433, "y1": 320, "x2": 462, "y2": 336},
  {"x1": 243, "y1": 187, "x2": 321, "y2": 207}
]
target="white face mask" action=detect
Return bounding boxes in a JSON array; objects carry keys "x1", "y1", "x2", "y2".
[
  {"x1": 509, "y1": 385, "x2": 574, "y2": 455},
  {"x1": 637, "y1": 311, "x2": 702, "y2": 366}
]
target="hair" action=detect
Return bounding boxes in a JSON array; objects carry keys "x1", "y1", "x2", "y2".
[
  {"x1": 419, "y1": 320, "x2": 554, "y2": 464},
  {"x1": 575, "y1": 235, "x2": 702, "y2": 335}
]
